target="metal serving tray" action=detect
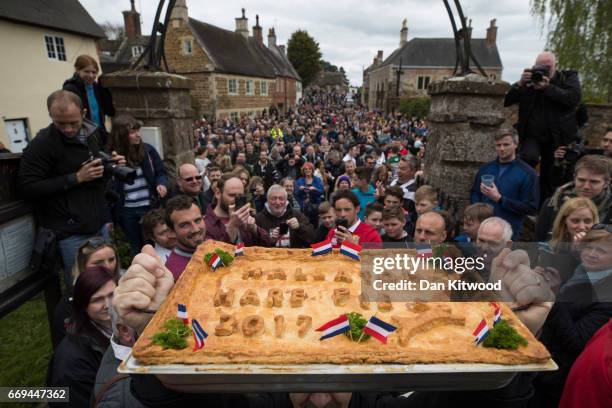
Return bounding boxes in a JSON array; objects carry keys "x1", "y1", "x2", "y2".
[{"x1": 119, "y1": 353, "x2": 557, "y2": 393}]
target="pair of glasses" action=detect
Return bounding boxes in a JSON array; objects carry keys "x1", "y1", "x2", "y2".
[
  {"x1": 592, "y1": 224, "x2": 612, "y2": 233},
  {"x1": 181, "y1": 175, "x2": 203, "y2": 182}
]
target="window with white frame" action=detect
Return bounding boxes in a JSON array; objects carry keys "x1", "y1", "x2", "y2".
[
  {"x1": 417, "y1": 76, "x2": 431, "y2": 90},
  {"x1": 230, "y1": 112, "x2": 239, "y2": 122},
  {"x1": 228, "y1": 79, "x2": 237, "y2": 95},
  {"x1": 260, "y1": 81, "x2": 268, "y2": 95},
  {"x1": 44, "y1": 35, "x2": 66, "y2": 61},
  {"x1": 182, "y1": 38, "x2": 193, "y2": 55},
  {"x1": 132, "y1": 45, "x2": 144, "y2": 58},
  {"x1": 246, "y1": 80, "x2": 254, "y2": 95}
]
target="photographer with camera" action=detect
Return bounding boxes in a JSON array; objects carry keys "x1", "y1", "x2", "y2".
[
  {"x1": 504, "y1": 51, "x2": 582, "y2": 202},
  {"x1": 18, "y1": 90, "x2": 126, "y2": 289}
]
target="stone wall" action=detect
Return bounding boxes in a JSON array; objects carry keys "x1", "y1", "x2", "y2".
[
  {"x1": 101, "y1": 71, "x2": 195, "y2": 182},
  {"x1": 424, "y1": 75, "x2": 510, "y2": 214},
  {"x1": 368, "y1": 65, "x2": 503, "y2": 111}
]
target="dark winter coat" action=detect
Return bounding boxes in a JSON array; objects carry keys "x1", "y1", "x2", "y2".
[{"x1": 255, "y1": 205, "x2": 316, "y2": 248}]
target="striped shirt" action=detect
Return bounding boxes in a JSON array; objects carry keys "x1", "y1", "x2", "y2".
[{"x1": 123, "y1": 166, "x2": 151, "y2": 208}]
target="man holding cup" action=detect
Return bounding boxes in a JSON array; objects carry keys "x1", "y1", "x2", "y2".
[{"x1": 470, "y1": 129, "x2": 539, "y2": 240}]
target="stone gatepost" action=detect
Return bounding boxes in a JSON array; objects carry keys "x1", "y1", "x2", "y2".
[
  {"x1": 424, "y1": 74, "x2": 510, "y2": 215},
  {"x1": 100, "y1": 70, "x2": 195, "y2": 181}
]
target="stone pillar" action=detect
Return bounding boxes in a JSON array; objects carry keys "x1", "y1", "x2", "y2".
[
  {"x1": 424, "y1": 74, "x2": 510, "y2": 215},
  {"x1": 100, "y1": 70, "x2": 195, "y2": 181}
]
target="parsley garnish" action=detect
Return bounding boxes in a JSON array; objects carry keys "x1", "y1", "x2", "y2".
[
  {"x1": 344, "y1": 312, "x2": 371, "y2": 342},
  {"x1": 204, "y1": 249, "x2": 234, "y2": 267},
  {"x1": 152, "y1": 317, "x2": 191, "y2": 350},
  {"x1": 483, "y1": 320, "x2": 528, "y2": 350}
]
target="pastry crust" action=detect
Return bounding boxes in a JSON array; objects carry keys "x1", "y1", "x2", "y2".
[{"x1": 133, "y1": 240, "x2": 551, "y2": 366}]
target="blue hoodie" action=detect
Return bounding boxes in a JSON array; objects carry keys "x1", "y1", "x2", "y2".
[{"x1": 470, "y1": 158, "x2": 539, "y2": 240}]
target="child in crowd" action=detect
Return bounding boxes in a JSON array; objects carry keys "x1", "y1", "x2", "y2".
[
  {"x1": 140, "y1": 208, "x2": 177, "y2": 262},
  {"x1": 314, "y1": 201, "x2": 336, "y2": 242},
  {"x1": 381, "y1": 207, "x2": 410, "y2": 243},
  {"x1": 456, "y1": 203, "x2": 494, "y2": 242},
  {"x1": 415, "y1": 185, "x2": 441, "y2": 216},
  {"x1": 364, "y1": 202, "x2": 384, "y2": 235}
]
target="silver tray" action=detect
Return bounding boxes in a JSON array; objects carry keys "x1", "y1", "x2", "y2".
[{"x1": 119, "y1": 352, "x2": 557, "y2": 393}]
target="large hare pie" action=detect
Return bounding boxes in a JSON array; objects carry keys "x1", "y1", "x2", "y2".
[{"x1": 132, "y1": 240, "x2": 551, "y2": 365}]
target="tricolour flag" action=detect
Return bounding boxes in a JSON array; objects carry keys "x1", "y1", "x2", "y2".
[
  {"x1": 416, "y1": 244, "x2": 432, "y2": 258},
  {"x1": 340, "y1": 240, "x2": 361, "y2": 261},
  {"x1": 177, "y1": 303, "x2": 188, "y2": 325},
  {"x1": 473, "y1": 319, "x2": 490, "y2": 345},
  {"x1": 363, "y1": 316, "x2": 397, "y2": 344},
  {"x1": 191, "y1": 318, "x2": 208, "y2": 351},
  {"x1": 208, "y1": 253, "x2": 223, "y2": 270},
  {"x1": 316, "y1": 314, "x2": 351, "y2": 341},
  {"x1": 489, "y1": 302, "x2": 502, "y2": 326},
  {"x1": 235, "y1": 242, "x2": 245, "y2": 257},
  {"x1": 311, "y1": 238, "x2": 332, "y2": 256}
]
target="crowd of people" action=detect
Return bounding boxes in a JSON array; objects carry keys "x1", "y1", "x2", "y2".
[{"x1": 10, "y1": 51, "x2": 612, "y2": 407}]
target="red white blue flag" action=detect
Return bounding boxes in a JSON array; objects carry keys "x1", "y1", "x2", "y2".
[
  {"x1": 235, "y1": 242, "x2": 245, "y2": 257},
  {"x1": 191, "y1": 318, "x2": 208, "y2": 351},
  {"x1": 177, "y1": 303, "x2": 188, "y2": 325},
  {"x1": 340, "y1": 240, "x2": 361, "y2": 261},
  {"x1": 311, "y1": 238, "x2": 332, "y2": 256},
  {"x1": 363, "y1": 316, "x2": 397, "y2": 344},
  {"x1": 208, "y1": 253, "x2": 223, "y2": 270},
  {"x1": 489, "y1": 302, "x2": 502, "y2": 326},
  {"x1": 472, "y1": 319, "x2": 490, "y2": 345},
  {"x1": 416, "y1": 244, "x2": 432, "y2": 258},
  {"x1": 316, "y1": 314, "x2": 351, "y2": 341}
]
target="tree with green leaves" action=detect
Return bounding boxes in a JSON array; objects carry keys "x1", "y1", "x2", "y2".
[
  {"x1": 287, "y1": 30, "x2": 322, "y2": 88},
  {"x1": 399, "y1": 97, "x2": 431, "y2": 119},
  {"x1": 339, "y1": 67, "x2": 349, "y2": 86},
  {"x1": 530, "y1": 0, "x2": 611, "y2": 102}
]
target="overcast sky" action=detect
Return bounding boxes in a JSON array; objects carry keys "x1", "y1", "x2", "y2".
[{"x1": 81, "y1": 0, "x2": 548, "y2": 86}]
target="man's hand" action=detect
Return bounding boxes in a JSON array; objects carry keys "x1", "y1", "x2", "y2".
[
  {"x1": 518, "y1": 69, "x2": 532, "y2": 87},
  {"x1": 156, "y1": 185, "x2": 168, "y2": 198},
  {"x1": 480, "y1": 182, "x2": 502, "y2": 203},
  {"x1": 111, "y1": 151, "x2": 127, "y2": 167},
  {"x1": 76, "y1": 159, "x2": 103, "y2": 183},
  {"x1": 533, "y1": 76, "x2": 550, "y2": 90},
  {"x1": 270, "y1": 227, "x2": 280, "y2": 242},
  {"x1": 228, "y1": 204, "x2": 250, "y2": 229},
  {"x1": 112, "y1": 245, "x2": 174, "y2": 335},
  {"x1": 554, "y1": 146, "x2": 567, "y2": 160},
  {"x1": 489, "y1": 248, "x2": 555, "y2": 334},
  {"x1": 286, "y1": 217, "x2": 300, "y2": 230},
  {"x1": 334, "y1": 226, "x2": 359, "y2": 245}
]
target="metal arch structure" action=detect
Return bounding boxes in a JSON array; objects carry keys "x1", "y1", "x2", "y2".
[
  {"x1": 131, "y1": 0, "x2": 176, "y2": 71},
  {"x1": 442, "y1": 0, "x2": 487, "y2": 77}
]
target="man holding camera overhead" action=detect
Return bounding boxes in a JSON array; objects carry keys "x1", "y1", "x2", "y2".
[
  {"x1": 504, "y1": 51, "x2": 582, "y2": 202},
  {"x1": 18, "y1": 90, "x2": 126, "y2": 287}
]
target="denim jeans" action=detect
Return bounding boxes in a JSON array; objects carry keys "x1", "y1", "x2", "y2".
[
  {"x1": 117, "y1": 206, "x2": 150, "y2": 257},
  {"x1": 57, "y1": 224, "x2": 110, "y2": 290}
]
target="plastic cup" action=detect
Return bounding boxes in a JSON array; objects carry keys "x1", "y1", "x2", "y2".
[{"x1": 481, "y1": 175, "x2": 495, "y2": 187}]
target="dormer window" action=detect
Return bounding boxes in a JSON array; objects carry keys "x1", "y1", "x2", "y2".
[{"x1": 132, "y1": 45, "x2": 144, "y2": 58}]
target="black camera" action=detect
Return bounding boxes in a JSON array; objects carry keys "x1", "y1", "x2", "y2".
[
  {"x1": 530, "y1": 64, "x2": 550, "y2": 84},
  {"x1": 279, "y1": 222, "x2": 289, "y2": 235},
  {"x1": 234, "y1": 195, "x2": 248, "y2": 209},
  {"x1": 336, "y1": 218, "x2": 349, "y2": 229},
  {"x1": 96, "y1": 151, "x2": 136, "y2": 184}
]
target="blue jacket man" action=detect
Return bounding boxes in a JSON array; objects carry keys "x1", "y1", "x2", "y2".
[{"x1": 470, "y1": 130, "x2": 539, "y2": 240}]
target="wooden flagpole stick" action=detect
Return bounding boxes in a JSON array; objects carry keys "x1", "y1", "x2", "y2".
[{"x1": 357, "y1": 331, "x2": 365, "y2": 343}]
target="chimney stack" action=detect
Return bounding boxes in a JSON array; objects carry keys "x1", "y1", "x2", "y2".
[
  {"x1": 235, "y1": 8, "x2": 249, "y2": 39},
  {"x1": 278, "y1": 45, "x2": 286, "y2": 55},
  {"x1": 252, "y1": 14, "x2": 263, "y2": 43},
  {"x1": 377, "y1": 50, "x2": 383, "y2": 64},
  {"x1": 399, "y1": 18, "x2": 408, "y2": 47},
  {"x1": 122, "y1": 0, "x2": 141, "y2": 41},
  {"x1": 486, "y1": 18, "x2": 498, "y2": 46},
  {"x1": 268, "y1": 27, "x2": 277, "y2": 48},
  {"x1": 170, "y1": 0, "x2": 188, "y2": 28}
]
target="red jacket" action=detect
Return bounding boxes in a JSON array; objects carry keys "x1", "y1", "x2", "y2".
[
  {"x1": 560, "y1": 318, "x2": 612, "y2": 408},
  {"x1": 326, "y1": 219, "x2": 382, "y2": 248}
]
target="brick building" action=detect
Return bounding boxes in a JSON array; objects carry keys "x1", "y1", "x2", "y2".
[
  {"x1": 365, "y1": 19, "x2": 503, "y2": 112},
  {"x1": 165, "y1": 1, "x2": 301, "y2": 120}
]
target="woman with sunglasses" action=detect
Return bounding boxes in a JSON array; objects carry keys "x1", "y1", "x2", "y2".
[
  {"x1": 48, "y1": 266, "x2": 117, "y2": 408},
  {"x1": 108, "y1": 114, "x2": 168, "y2": 256},
  {"x1": 532, "y1": 228, "x2": 612, "y2": 407},
  {"x1": 53, "y1": 237, "x2": 122, "y2": 346}
]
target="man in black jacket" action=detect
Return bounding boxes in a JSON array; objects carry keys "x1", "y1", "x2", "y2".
[
  {"x1": 255, "y1": 184, "x2": 315, "y2": 248},
  {"x1": 253, "y1": 149, "x2": 280, "y2": 190},
  {"x1": 504, "y1": 51, "x2": 581, "y2": 202},
  {"x1": 18, "y1": 90, "x2": 125, "y2": 289}
]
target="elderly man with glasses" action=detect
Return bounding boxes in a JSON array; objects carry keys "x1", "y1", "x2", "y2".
[{"x1": 171, "y1": 163, "x2": 207, "y2": 212}]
